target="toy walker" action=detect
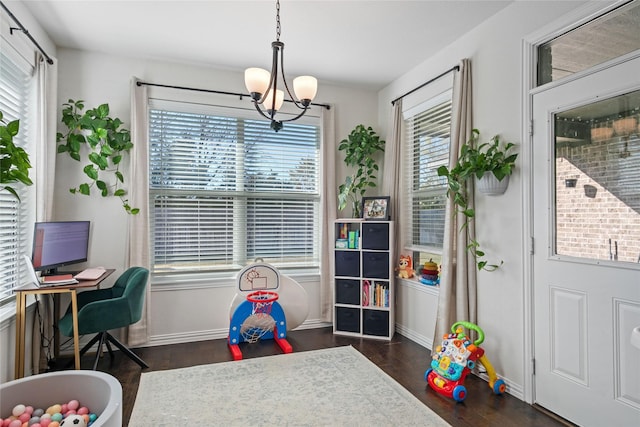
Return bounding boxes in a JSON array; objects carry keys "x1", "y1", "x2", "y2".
[
  {"x1": 228, "y1": 263, "x2": 293, "y2": 360},
  {"x1": 425, "y1": 321, "x2": 506, "y2": 402}
]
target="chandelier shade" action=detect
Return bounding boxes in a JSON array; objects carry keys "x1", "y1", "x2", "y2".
[{"x1": 244, "y1": 0, "x2": 318, "y2": 131}]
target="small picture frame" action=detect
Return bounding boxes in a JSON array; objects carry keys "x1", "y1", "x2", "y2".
[{"x1": 361, "y1": 196, "x2": 390, "y2": 220}]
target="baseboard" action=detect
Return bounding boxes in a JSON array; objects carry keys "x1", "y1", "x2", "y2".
[
  {"x1": 396, "y1": 323, "x2": 433, "y2": 350},
  {"x1": 144, "y1": 319, "x2": 332, "y2": 348}
]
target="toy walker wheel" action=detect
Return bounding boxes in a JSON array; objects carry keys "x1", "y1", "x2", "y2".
[
  {"x1": 424, "y1": 368, "x2": 433, "y2": 382},
  {"x1": 493, "y1": 379, "x2": 506, "y2": 395},
  {"x1": 452, "y1": 385, "x2": 467, "y2": 402}
]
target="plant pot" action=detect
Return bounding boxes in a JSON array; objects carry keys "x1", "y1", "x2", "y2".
[{"x1": 477, "y1": 173, "x2": 509, "y2": 195}]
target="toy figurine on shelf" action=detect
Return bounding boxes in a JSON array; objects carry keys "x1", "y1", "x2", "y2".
[
  {"x1": 419, "y1": 258, "x2": 440, "y2": 286},
  {"x1": 396, "y1": 255, "x2": 415, "y2": 279}
]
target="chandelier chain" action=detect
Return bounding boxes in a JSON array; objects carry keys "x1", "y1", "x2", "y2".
[{"x1": 276, "y1": 0, "x2": 281, "y2": 41}]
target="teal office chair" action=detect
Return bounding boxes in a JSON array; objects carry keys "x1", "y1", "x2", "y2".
[{"x1": 59, "y1": 267, "x2": 150, "y2": 370}]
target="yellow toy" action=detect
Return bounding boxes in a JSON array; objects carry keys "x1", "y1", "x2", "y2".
[{"x1": 396, "y1": 255, "x2": 415, "y2": 279}]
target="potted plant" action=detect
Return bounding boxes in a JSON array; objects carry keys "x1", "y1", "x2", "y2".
[
  {"x1": 57, "y1": 99, "x2": 139, "y2": 214},
  {"x1": 337, "y1": 124, "x2": 385, "y2": 217},
  {"x1": 437, "y1": 129, "x2": 518, "y2": 271},
  {"x1": 0, "y1": 110, "x2": 32, "y2": 200}
]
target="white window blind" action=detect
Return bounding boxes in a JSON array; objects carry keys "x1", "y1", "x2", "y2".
[
  {"x1": 0, "y1": 48, "x2": 33, "y2": 305},
  {"x1": 403, "y1": 91, "x2": 452, "y2": 253},
  {"x1": 149, "y1": 100, "x2": 321, "y2": 274}
]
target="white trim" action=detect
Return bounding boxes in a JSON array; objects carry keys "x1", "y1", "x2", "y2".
[{"x1": 521, "y1": 0, "x2": 631, "y2": 406}]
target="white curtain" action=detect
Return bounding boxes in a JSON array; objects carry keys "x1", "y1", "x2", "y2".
[
  {"x1": 125, "y1": 78, "x2": 151, "y2": 346},
  {"x1": 35, "y1": 53, "x2": 57, "y2": 222},
  {"x1": 434, "y1": 59, "x2": 477, "y2": 345},
  {"x1": 32, "y1": 53, "x2": 58, "y2": 373},
  {"x1": 320, "y1": 105, "x2": 336, "y2": 321},
  {"x1": 382, "y1": 100, "x2": 404, "y2": 260}
]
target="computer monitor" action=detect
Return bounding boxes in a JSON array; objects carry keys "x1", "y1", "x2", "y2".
[{"x1": 31, "y1": 221, "x2": 90, "y2": 275}]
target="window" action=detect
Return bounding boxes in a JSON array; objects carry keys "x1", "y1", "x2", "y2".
[
  {"x1": 537, "y1": 1, "x2": 640, "y2": 86},
  {"x1": 403, "y1": 91, "x2": 452, "y2": 268},
  {"x1": 149, "y1": 99, "x2": 321, "y2": 275},
  {"x1": 0, "y1": 48, "x2": 33, "y2": 305}
]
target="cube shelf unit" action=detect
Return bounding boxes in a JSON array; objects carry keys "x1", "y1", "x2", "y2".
[{"x1": 333, "y1": 219, "x2": 394, "y2": 340}]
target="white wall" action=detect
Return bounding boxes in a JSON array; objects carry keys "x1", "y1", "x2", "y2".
[
  {"x1": 377, "y1": 1, "x2": 589, "y2": 399},
  {"x1": 53, "y1": 48, "x2": 378, "y2": 344}
]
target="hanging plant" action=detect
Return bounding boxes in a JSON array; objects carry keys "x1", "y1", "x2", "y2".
[
  {"x1": 437, "y1": 129, "x2": 518, "y2": 271},
  {"x1": 0, "y1": 110, "x2": 32, "y2": 200},
  {"x1": 57, "y1": 99, "x2": 139, "y2": 214}
]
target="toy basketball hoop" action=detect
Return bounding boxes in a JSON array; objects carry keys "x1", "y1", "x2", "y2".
[{"x1": 240, "y1": 291, "x2": 279, "y2": 343}]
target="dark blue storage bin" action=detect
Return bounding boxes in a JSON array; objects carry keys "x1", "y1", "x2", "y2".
[
  {"x1": 362, "y1": 251, "x2": 389, "y2": 279},
  {"x1": 336, "y1": 307, "x2": 360, "y2": 333},
  {"x1": 363, "y1": 309, "x2": 389, "y2": 336},
  {"x1": 362, "y1": 222, "x2": 389, "y2": 250},
  {"x1": 335, "y1": 279, "x2": 360, "y2": 305},
  {"x1": 335, "y1": 251, "x2": 360, "y2": 277}
]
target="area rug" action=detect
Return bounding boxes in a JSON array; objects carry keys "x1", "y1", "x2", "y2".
[{"x1": 129, "y1": 346, "x2": 450, "y2": 426}]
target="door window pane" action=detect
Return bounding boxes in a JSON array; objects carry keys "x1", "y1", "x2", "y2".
[
  {"x1": 538, "y1": 1, "x2": 640, "y2": 86},
  {"x1": 554, "y1": 89, "x2": 640, "y2": 263}
]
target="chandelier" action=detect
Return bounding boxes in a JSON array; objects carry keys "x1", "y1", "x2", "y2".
[{"x1": 244, "y1": 0, "x2": 318, "y2": 132}]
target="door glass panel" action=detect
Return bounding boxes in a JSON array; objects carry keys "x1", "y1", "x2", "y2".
[
  {"x1": 554, "y1": 89, "x2": 640, "y2": 263},
  {"x1": 538, "y1": 1, "x2": 640, "y2": 86}
]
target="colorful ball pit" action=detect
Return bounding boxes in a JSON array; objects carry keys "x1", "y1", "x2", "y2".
[{"x1": 0, "y1": 371, "x2": 121, "y2": 427}]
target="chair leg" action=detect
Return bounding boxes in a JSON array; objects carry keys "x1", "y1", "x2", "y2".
[
  {"x1": 64, "y1": 332, "x2": 103, "y2": 369},
  {"x1": 104, "y1": 332, "x2": 149, "y2": 369},
  {"x1": 92, "y1": 333, "x2": 107, "y2": 371},
  {"x1": 105, "y1": 339, "x2": 115, "y2": 362}
]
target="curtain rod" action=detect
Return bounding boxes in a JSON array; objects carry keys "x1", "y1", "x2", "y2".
[
  {"x1": 0, "y1": 1, "x2": 54, "y2": 65},
  {"x1": 391, "y1": 65, "x2": 459, "y2": 106},
  {"x1": 136, "y1": 81, "x2": 331, "y2": 110}
]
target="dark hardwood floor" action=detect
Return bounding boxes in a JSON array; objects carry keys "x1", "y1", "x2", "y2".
[{"x1": 76, "y1": 327, "x2": 568, "y2": 426}]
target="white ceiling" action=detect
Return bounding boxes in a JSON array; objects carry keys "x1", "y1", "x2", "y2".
[{"x1": 17, "y1": 0, "x2": 516, "y2": 90}]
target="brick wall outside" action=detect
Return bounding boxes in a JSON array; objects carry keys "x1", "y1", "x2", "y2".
[{"x1": 555, "y1": 134, "x2": 640, "y2": 264}]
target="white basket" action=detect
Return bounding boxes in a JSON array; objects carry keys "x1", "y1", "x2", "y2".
[{"x1": 476, "y1": 173, "x2": 510, "y2": 196}]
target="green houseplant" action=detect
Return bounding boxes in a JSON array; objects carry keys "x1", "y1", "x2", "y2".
[
  {"x1": 0, "y1": 110, "x2": 32, "y2": 200},
  {"x1": 57, "y1": 99, "x2": 139, "y2": 214},
  {"x1": 437, "y1": 129, "x2": 518, "y2": 271},
  {"x1": 338, "y1": 125, "x2": 385, "y2": 217}
]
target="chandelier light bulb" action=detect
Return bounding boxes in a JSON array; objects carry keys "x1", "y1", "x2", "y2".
[
  {"x1": 263, "y1": 88, "x2": 284, "y2": 112},
  {"x1": 245, "y1": 67, "x2": 271, "y2": 98},
  {"x1": 293, "y1": 76, "x2": 318, "y2": 104}
]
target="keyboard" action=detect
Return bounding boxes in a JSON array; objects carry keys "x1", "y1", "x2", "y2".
[{"x1": 74, "y1": 267, "x2": 106, "y2": 280}]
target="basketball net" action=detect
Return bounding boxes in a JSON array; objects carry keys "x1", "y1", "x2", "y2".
[{"x1": 240, "y1": 291, "x2": 278, "y2": 343}]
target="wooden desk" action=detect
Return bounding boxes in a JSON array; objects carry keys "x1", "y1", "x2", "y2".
[{"x1": 14, "y1": 269, "x2": 115, "y2": 379}]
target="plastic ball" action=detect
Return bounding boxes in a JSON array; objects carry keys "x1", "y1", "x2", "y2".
[
  {"x1": 9, "y1": 420, "x2": 22, "y2": 427},
  {"x1": 46, "y1": 406, "x2": 61, "y2": 416},
  {"x1": 39, "y1": 420, "x2": 51, "y2": 427},
  {"x1": 65, "y1": 402, "x2": 78, "y2": 413},
  {"x1": 11, "y1": 407, "x2": 25, "y2": 418},
  {"x1": 32, "y1": 410, "x2": 43, "y2": 419},
  {"x1": 18, "y1": 414, "x2": 30, "y2": 424},
  {"x1": 27, "y1": 416, "x2": 40, "y2": 425},
  {"x1": 87, "y1": 415, "x2": 96, "y2": 423},
  {"x1": 59, "y1": 415, "x2": 86, "y2": 427},
  {"x1": 50, "y1": 415, "x2": 62, "y2": 423},
  {"x1": 48, "y1": 423, "x2": 60, "y2": 427},
  {"x1": 73, "y1": 409, "x2": 86, "y2": 417},
  {"x1": 24, "y1": 408, "x2": 33, "y2": 416}
]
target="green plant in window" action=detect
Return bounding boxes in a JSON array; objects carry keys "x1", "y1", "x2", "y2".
[
  {"x1": 437, "y1": 129, "x2": 518, "y2": 271},
  {"x1": 337, "y1": 124, "x2": 385, "y2": 217},
  {"x1": 0, "y1": 110, "x2": 32, "y2": 200},
  {"x1": 57, "y1": 99, "x2": 139, "y2": 214}
]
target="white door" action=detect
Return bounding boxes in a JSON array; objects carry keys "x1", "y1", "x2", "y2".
[{"x1": 533, "y1": 56, "x2": 640, "y2": 427}]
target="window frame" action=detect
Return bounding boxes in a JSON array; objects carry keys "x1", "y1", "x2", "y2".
[
  {"x1": 147, "y1": 98, "x2": 322, "y2": 277},
  {"x1": 401, "y1": 89, "x2": 453, "y2": 268},
  {"x1": 0, "y1": 42, "x2": 36, "y2": 307}
]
